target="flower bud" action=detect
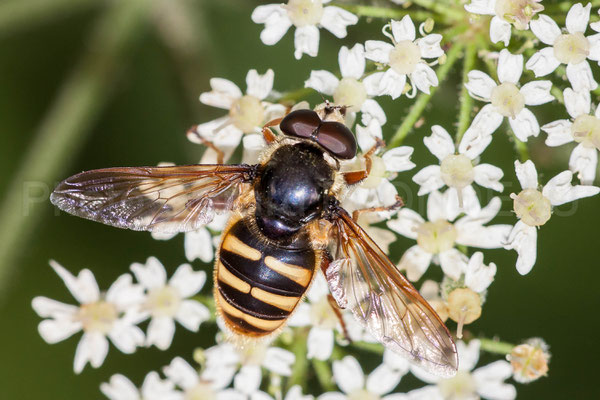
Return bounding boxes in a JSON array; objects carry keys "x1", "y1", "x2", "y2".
[{"x1": 508, "y1": 338, "x2": 550, "y2": 383}]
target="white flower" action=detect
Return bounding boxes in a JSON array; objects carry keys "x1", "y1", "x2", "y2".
[
  {"x1": 225, "y1": 385, "x2": 313, "y2": 400},
  {"x1": 408, "y1": 339, "x2": 517, "y2": 400},
  {"x1": 344, "y1": 120, "x2": 415, "y2": 212},
  {"x1": 32, "y1": 261, "x2": 145, "y2": 373},
  {"x1": 319, "y1": 355, "x2": 407, "y2": 400},
  {"x1": 305, "y1": 44, "x2": 387, "y2": 126},
  {"x1": 364, "y1": 15, "x2": 444, "y2": 99},
  {"x1": 542, "y1": 88, "x2": 600, "y2": 184},
  {"x1": 387, "y1": 191, "x2": 512, "y2": 281},
  {"x1": 163, "y1": 357, "x2": 236, "y2": 400},
  {"x1": 505, "y1": 160, "x2": 600, "y2": 274},
  {"x1": 464, "y1": 0, "x2": 544, "y2": 45},
  {"x1": 190, "y1": 69, "x2": 285, "y2": 163},
  {"x1": 101, "y1": 372, "x2": 181, "y2": 400},
  {"x1": 251, "y1": 0, "x2": 358, "y2": 60},
  {"x1": 288, "y1": 274, "x2": 352, "y2": 360},
  {"x1": 201, "y1": 341, "x2": 295, "y2": 395},
  {"x1": 527, "y1": 3, "x2": 600, "y2": 92},
  {"x1": 412, "y1": 125, "x2": 503, "y2": 213},
  {"x1": 463, "y1": 252, "x2": 497, "y2": 293},
  {"x1": 464, "y1": 49, "x2": 554, "y2": 142},
  {"x1": 130, "y1": 257, "x2": 210, "y2": 350}
]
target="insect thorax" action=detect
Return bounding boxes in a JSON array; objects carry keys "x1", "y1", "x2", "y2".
[{"x1": 254, "y1": 142, "x2": 335, "y2": 239}]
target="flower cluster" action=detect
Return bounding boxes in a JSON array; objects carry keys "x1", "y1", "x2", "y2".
[{"x1": 34, "y1": 0, "x2": 599, "y2": 399}]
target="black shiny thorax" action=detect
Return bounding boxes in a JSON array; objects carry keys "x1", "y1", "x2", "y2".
[{"x1": 254, "y1": 142, "x2": 335, "y2": 239}]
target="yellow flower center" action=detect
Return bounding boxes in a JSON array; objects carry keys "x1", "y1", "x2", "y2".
[
  {"x1": 77, "y1": 301, "x2": 117, "y2": 334},
  {"x1": 437, "y1": 370, "x2": 477, "y2": 400},
  {"x1": 229, "y1": 95, "x2": 265, "y2": 133},
  {"x1": 286, "y1": 0, "x2": 324, "y2": 27},
  {"x1": 146, "y1": 286, "x2": 181, "y2": 318},
  {"x1": 389, "y1": 40, "x2": 421, "y2": 75},
  {"x1": 447, "y1": 288, "x2": 482, "y2": 339},
  {"x1": 510, "y1": 342, "x2": 550, "y2": 383},
  {"x1": 490, "y1": 82, "x2": 525, "y2": 118},
  {"x1": 440, "y1": 154, "x2": 475, "y2": 189},
  {"x1": 571, "y1": 114, "x2": 600, "y2": 151},
  {"x1": 494, "y1": 0, "x2": 544, "y2": 30},
  {"x1": 333, "y1": 78, "x2": 367, "y2": 112},
  {"x1": 554, "y1": 32, "x2": 590, "y2": 65},
  {"x1": 417, "y1": 219, "x2": 457, "y2": 254},
  {"x1": 238, "y1": 342, "x2": 267, "y2": 366},
  {"x1": 512, "y1": 188, "x2": 551, "y2": 227}
]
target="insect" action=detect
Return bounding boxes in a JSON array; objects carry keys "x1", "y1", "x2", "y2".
[{"x1": 51, "y1": 104, "x2": 458, "y2": 377}]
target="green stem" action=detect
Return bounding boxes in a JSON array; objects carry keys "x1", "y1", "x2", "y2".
[
  {"x1": 351, "y1": 341, "x2": 384, "y2": 354},
  {"x1": 479, "y1": 338, "x2": 515, "y2": 355},
  {"x1": 312, "y1": 359, "x2": 336, "y2": 392},
  {"x1": 277, "y1": 87, "x2": 313, "y2": 104},
  {"x1": 411, "y1": 0, "x2": 464, "y2": 21},
  {"x1": 0, "y1": 0, "x2": 152, "y2": 299},
  {"x1": 0, "y1": 0, "x2": 104, "y2": 39},
  {"x1": 389, "y1": 42, "x2": 464, "y2": 147},
  {"x1": 287, "y1": 328, "x2": 309, "y2": 390},
  {"x1": 456, "y1": 42, "x2": 477, "y2": 144},
  {"x1": 551, "y1": 86, "x2": 564, "y2": 105},
  {"x1": 511, "y1": 134, "x2": 530, "y2": 162}
]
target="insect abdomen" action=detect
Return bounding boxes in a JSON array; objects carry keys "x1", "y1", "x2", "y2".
[{"x1": 215, "y1": 215, "x2": 316, "y2": 336}]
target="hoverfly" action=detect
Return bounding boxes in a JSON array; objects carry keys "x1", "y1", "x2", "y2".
[{"x1": 51, "y1": 104, "x2": 458, "y2": 377}]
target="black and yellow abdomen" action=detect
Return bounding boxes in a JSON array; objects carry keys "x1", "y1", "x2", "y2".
[{"x1": 215, "y1": 213, "x2": 317, "y2": 337}]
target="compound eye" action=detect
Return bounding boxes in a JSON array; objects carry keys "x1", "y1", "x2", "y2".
[
  {"x1": 316, "y1": 121, "x2": 357, "y2": 159},
  {"x1": 279, "y1": 109, "x2": 321, "y2": 139}
]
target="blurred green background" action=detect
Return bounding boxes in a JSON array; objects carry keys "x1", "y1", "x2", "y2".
[{"x1": 0, "y1": 0, "x2": 598, "y2": 398}]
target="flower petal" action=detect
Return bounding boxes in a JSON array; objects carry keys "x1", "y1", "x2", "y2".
[
  {"x1": 339, "y1": 44, "x2": 365, "y2": 79},
  {"x1": 332, "y1": 356, "x2": 365, "y2": 394},
  {"x1": 364, "y1": 40, "x2": 393, "y2": 64},
  {"x1": 473, "y1": 163, "x2": 504, "y2": 191},
  {"x1": 307, "y1": 327, "x2": 334, "y2": 360},
  {"x1": 304, "y1": 70, "x2": 339, "y2": 96},
  {"x1": 473, "y1": 361, "x2": 517, "y2": 400},
  {"x1": 515, "y1": 159, "x2": 539, "y2": 189},
  {"x1": 497, "y1": 49, "x2": 523, "y2": 84},
  {"x1": 490, "y1": 16, "x2": 511, "y2": 46},
  {"x1": 246, "y1": 69, "x2": 274, "y2": 100},
  {"x1": 566, "y1": 3, "x2": 591, "y2": 34},
  {"x1": 74, "y1": 332, "x2": 109, "y2": 373},
  {"x1": 391, "y1": 15, "x2": 416, "y2": 42},
  {"x1": 100, "y1": 374, "x2": 138, "y2": 400},
  {"x1": 184, "y1": 228, "x2": 214, "y2": 263},
  {"x1": 564, "y1": 87, "x2": 591, "y2": 118},
  {"x1": 164, "y1": 357, "x2": 199, "y2": 390},
  {"x1": 526, "y1": 47, "x2": 560, "y2": 77},
  {"x1": 504, "y1": 221, "x2": 537, "y2": 275},
  {"x1": 130, "y1": 257, "x2": 167, "y2": 290},
  {"x1": 50, "y1": 260, "x2": 100, "y2": 304},
  {"x1": 569, "y1": 143, "x2": 598, "y2": 185},
  {"x1": 530, "y1": 14, "x2": 561, "y2": 45},
  {"x1": 542, "y1": 119, "x2": 573, "y2": 146},
  {"x1": 169, "y1": 264, "x2": 206, "y2": 298},
  {"x1": 383, "y1": 348, "x2": 410, "y2": 374},
  {"x1": 366, "y1": 364, "x2": 403, "y2": 395},
  {"x1": 542, "y1": 170, "x2": 600, "y2": 205},
  {"x1": 108, "y1": 321, "x2": 145, "y2": 354},
  {"x1": 412, "y1": 165, "x2": 444, "y2": 195},
  {"x1": 200, "y1": 78, "x2": 242, "y2": 109},
  {"x1": 320, "y1": 6, "x2": 358, "y2": 38},
  {"x1": 234, "y1": 365, "x2": 262, "y2": 395},
  {"x1": 465, "y1": 70, "x2": 496, "y2": 101},
  {"x1": 566, "y1": 61, "x2": 598, "y2": 92},
  {"x1": 464, "y1": 0, "x2": 495, "y2": 15},
  {"x1": 386, "y1": 208, "x2": 424, "y2": 240},
  {"x1": 146, "y1": 316, "x2": 175, "y2": 350},
  {"x1": 175, "y1": 300, "x2": 210, "y2": 331},
  {"x1": 106, "y1": 273, "x2": 145, "y2": 311},
  {"x1": 418, "y1": 34, "x2": 443, "y2": 59},
  {"x1": 509, "y1": 107, "x2": 540, "y2": 142},
  {"x1": 469, "y1": 104, "x2": 504, "y2": 135},
  {"x1": 458, "y1": 339, "x2": 481, "y2": 371},
  {"x1": 411, "y1": 63, "x2": 438, "y2": 94},
  {"x1": 439, "y1": 248, "x2": 468, "y2": 280},
  {"x1": 382, "y1": 146, "x2": 415, "y2": 172},
  {"x1": 242, "y1": 133, "x2": 267, "y2": 165},
  {"x1": 38, "y1": 318, "x2": 82, "y2": 344},
  {"x1": 251, "y1": 4, "x2": 292, "y2": 46},
  {"x1": 32, "y1": 296, "x2": 78, "y2": 319},
  {"x1": 360, "y1": 99, "x2": 387, "y2": 126},
  {"x1": 365, "y1": 69, "x2": 406, "y2": 100},
  {"x1": 460, "y1": 128, "x2": 493, "y2": 160},
  {"x1": 520, "y1": 80, "x2": 554, "y2": 105},
  {"x1": 464, "y1": 252, "x2": 496, "y2": 293},
  {"x1": 294, "y1": 25, "x2": 320, "y2": 59},
  {"x1": 424, "y1": 125, "x2": 455, "y2": 161},
  {"x1": 264, "y1": 347, "x2": 295, "y2": 376},
  {"x1": 398, "y1": 245, "x2": 433, "y2": 281}
]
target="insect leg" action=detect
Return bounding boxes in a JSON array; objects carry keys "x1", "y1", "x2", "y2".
[
  {"x1": 342, "y1": 137, "x2": 386, "y2": 185},
  {"x1": 351, "y1": 196, "x2": 404, "y2": 222},
  {"x1": 186, "y1": 125, "x2": 225, "y2": 164},
  {"x1": 261, "y1": 117, "x2": 283, "y2": 144}
]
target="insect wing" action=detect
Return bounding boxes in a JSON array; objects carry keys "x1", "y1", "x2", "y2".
[
  {"x1": 326, "y1": 209, "x2": 458, "y2": 377},
  {"x1": 51, "y1": 164, "x2": 254, "y2": 233}
]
